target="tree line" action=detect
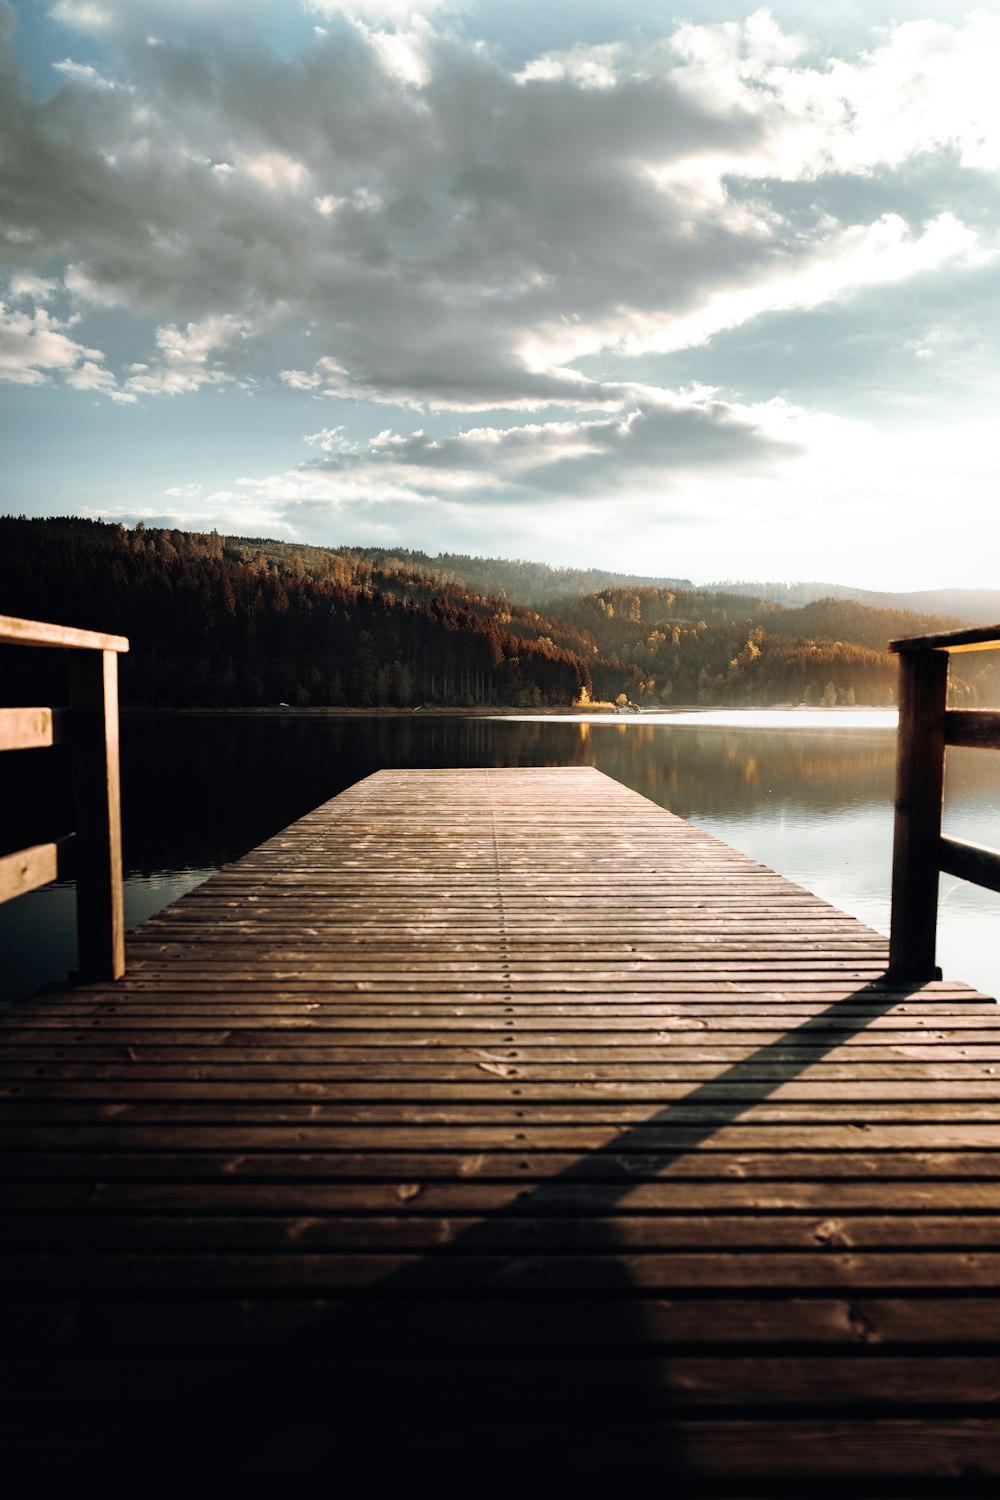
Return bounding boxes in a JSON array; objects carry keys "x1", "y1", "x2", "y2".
[
  {"x1": 0, "y1": 518, "x2": 589, "y2": 708},
  {"x1": 2, "y1": 518, "x2": 996, "y2": 709}
]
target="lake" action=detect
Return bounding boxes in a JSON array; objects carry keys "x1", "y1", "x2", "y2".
[{"x1": 3, "y1": 708, "x2": 1000, "y2": 1004}]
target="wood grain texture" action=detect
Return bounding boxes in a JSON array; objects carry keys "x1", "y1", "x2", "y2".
[
  {"x1": 2, "y1": 765, "x2": 1000, "y2": 1494},
  {"x1": 0, "y1": 613, "x2": 128, "y2": 652},
  {"x1": 940, "y1": 834, "x2": 1000, "y2": 896},
  {"x1": 0, "y1": 706, "x2": 67, "y2": 752},
  {"x1": 946, "y1": 708, "x2": 1000, "y2": 749},
  {"x1": 889, "y1": 622, "x2": 1000, "y2": 653},
  {"x1": 889, "y1": 648, "x2": 948, "y2": 978},
  {"x1": 69, "y1": 649, "x2": 124, "y2": 980},
  {"x1": 0, "y1": 841, "x2": 58, "y2": 905}
]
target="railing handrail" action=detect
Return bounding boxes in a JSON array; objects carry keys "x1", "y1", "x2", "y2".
[
  {"x1": 888, "y1": 622, "x2": 1000, "y2": 978},
  {"x1": 0, "y1": 614, "x2": 128, "y2": 653},
  {"x1": 1, "y1": 615, "x2": 129, "y2": 981}
]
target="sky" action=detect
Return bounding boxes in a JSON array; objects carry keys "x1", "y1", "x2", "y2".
[{"x1": 1, "y1": 0, "x2": 999, "y2": 589}]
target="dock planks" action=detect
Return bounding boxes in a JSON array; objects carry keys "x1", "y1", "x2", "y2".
[{"x1": 3, "y1": 766, "x2": 1000, "y2": 1493}]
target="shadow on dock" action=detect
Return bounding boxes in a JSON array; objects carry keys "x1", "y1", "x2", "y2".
[{"x1": 9, "y1": 980, "x2": 986, "y2": 1497}]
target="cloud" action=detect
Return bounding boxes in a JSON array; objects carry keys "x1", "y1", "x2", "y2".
[
  {"x1": 8, "y1": 272, "x2": 59, "y2": 301},
  {"x1": 124, "y1": 313, "x2": 251, "y2": 395},
  {"x1": 1, "y1": 4, "x2": 993, "y2": 421},
  {"x1": 294, "y1": 387, "x2": 799, "y2": 507},
  {"x1": 305, "y1": 0, "x2": 465, "y2": 22},
  {"x1": 50, "y1": 1, "x2": 113, "y2": 33},
  {"x1": 66, "y1": 357, "x2": 136, "y2": 401},
  {"x1": 51, "y1": 57, "x2": 121, "y2": 90},
  {"x1": 0, "y1": 297, "x2": 126, "y2": 394}
]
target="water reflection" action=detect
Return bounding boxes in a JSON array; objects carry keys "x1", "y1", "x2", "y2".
[{"x1": 2, "y1": 711, "x2": 999, "y2": 1003}]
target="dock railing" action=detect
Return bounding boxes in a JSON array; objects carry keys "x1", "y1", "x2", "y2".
[
  {"x1": 0, "y1": 615, "x2": 129, "y2": 981},
  {"x1": 889, "y1": 622, "x2": 1000, "y2": 979}
]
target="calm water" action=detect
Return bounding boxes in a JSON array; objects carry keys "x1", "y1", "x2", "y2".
[{"x1": 2, "y1": 709, "x2": 1000, "y2": 1004}]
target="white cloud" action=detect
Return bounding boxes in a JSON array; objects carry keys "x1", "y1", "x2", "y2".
[
  {"x1": 64, "y1": 263, "x2": 128, "y2": 308},
  {"x1": 313, "y1": 193, "x2": 343, "y2": 217},
  {"x1": 524, "y1": 211, "x2": 985, "y2": 367},
  {"x1": 516, "y1": 43, "x2": 627, "y2": 91},
  {"x1": 294, "y1": 387, "x2": 797, "y2": 505},
  {"x1": 304, "y1": 425, "x2": 358, "y2": 453},
  {"x1": 8, "y1": 274, "x2": 59, "y2": 302},
  {"x1": 235, "y1": 150, "x2": 312, "y2": 196},
  {"x1": 360, "y1": 17, "x2": 434, "y2": 88},
  {"x1": 125, "y1": 314, "x2": 250, "y2": 395},
  {"x1": 305, "y1": 0, "x2": 462, "y2": 22},
  {"x1": 52, "y1": 57, "x2": 119, "y2": 90},
  {"x1": 0, "y1": 300, "x2": 98, "y2": 384},
  {"x1": 668, "y1": 10, "x2": 1000, "y2": 180},
  {"x1": 66, "y1": 358, "x2": 136, "y2": 401},
  {"x1": 49, "y1": 1, "x2": 113, "y2": 33}
]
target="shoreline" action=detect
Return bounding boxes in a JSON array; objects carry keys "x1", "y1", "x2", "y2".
[{"x1": 122, "y1": 703, "x2": 898, "y2": 723}]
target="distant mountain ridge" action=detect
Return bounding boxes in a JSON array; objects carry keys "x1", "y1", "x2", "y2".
[
  {"x1": 219, "y1": 538, "x2": 1000, "y2": 626},
  {"x1": 711, "y1": 580, "x2": 1000, "y2": 626},
  {"x1": 330, "y1": 545, "x2": 693, "y2": 607}
]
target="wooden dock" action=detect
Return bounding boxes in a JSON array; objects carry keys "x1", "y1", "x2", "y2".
[{"x1": 3, "y1": 766, "x2": 1000, "y2": 1494}]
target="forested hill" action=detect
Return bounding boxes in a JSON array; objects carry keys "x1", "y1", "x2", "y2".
[
  {"x1": 0, "y1": 517, "x2": 592, "y2": 709},
  {"x1": 562, "y1": 586, "x2": 990, "y2": 708},
  {"x1": 2, "y1": 517, "x2": 997, "y2": 708},
  {"x1": 327, "y1": 545, "x2": 693, "y2": 605}
]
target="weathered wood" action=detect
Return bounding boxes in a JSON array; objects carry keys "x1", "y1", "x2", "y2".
[
  {"x1": 940, "y1": 834, "x2": 1000, "y2": 896},
  {"x1": 4, "y1": 1293, "x2": 1000, "y2": 1351},
  {"x1": 69, "y1": 650, "x2": 124, "y2": 981},
  {"x1": 889, "y1": 622, "x2": 1000, "y2": 653},
  {"x1": 888, "y1": 648, "x2": 948, "y2": 978},
  {"x1": 0, "y1": 835, "x2": 73, "y2": 906},
  {"x1": 945, "y1": 708, "x2": 1000, "y2": 749},
  {"x1": 0, "y1": 842, "x2": 58, "y2": 905},
  {"x1": 0, "y1": 706, "x2": 68, "y2": 752},
  {"x1": 2, "y1": 766, "x2": 1000, "y2": 1491},
  {"x1": 0, "y1": 613, "x2": 128, "y2": 653}
]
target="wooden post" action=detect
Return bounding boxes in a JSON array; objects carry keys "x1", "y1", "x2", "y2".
[
  {"x1": 888, "y1": 648, "x2": 948, "y2": 979},
  {"x1": 70, "y1": 649, "x2": 125, "y2": 980}
]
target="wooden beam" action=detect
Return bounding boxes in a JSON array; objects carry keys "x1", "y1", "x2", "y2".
[
  {"x1": 70, "y1": 650, "x2": 125, "y2": 980},
  {"x1": 0, "y1": 706, "x2": 69, "y2": 753},
  {"x1": 940, "y1": 836, "x2": 1000, "y2": 897},
  {"x1": 888, "y1": 649, "x2": 948, "y2": 979},
  {"x1": 0, "y1": 614, "x2": 128, "y2": 654},
  {"x1": 0, "y1": 842, "x2": 58, "y2": 905},
  {"x1": 0, "y1": 835, "x2": 72, "y2": 905},
  {"x1": 945, "y1": 710, "x2": 1000, "y2": 750},
  {"x1": 889, "y1": 624, "x2": 1000, "y2": 654}
]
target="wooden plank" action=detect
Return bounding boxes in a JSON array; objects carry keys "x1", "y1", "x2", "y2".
[
  {"x1": 9, "y1": 1177, "x2": 1000, "y2": 1214},
  {"x1": 889, "y1": 623, "x2": 1000, "y2": 653},
  {"x1": 0, "y1": 842, "x2": 58, "y2": 905},
  {"x1": 4, "y1": 1294, "x2": 1000, "y2": 1352},
  {"x1": 9, "y1": 1350, "x2": 1000, "y2": 1408},
  {"x1": 5, "y1": 1147, "x2": 1000, "y2": 1183},
  {"x1": 940, "y1": 834, "x2": 1000, "y2": 896},
  {"x1": 8, "y1": 1248, "x2": 1000, "y2": 1292},
  {"x1": 7, "y1": 1211, "x2": 1000, "y2": 1253},
  {"x1": 0, "y1": 706, "x2": 68, "y2": 753},
  {"x1": 0, "y1": 613, "x2": 128, "y2": 653},
  {"x1": 946, "y1": 708, "x2": 1000, "y2": 749},
  {"x1": 888, "y1": 648, "x2": 948, "y2": 978},
  {"x1": 70, "y1": 649, "x2": 124, "y2": 980}
]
